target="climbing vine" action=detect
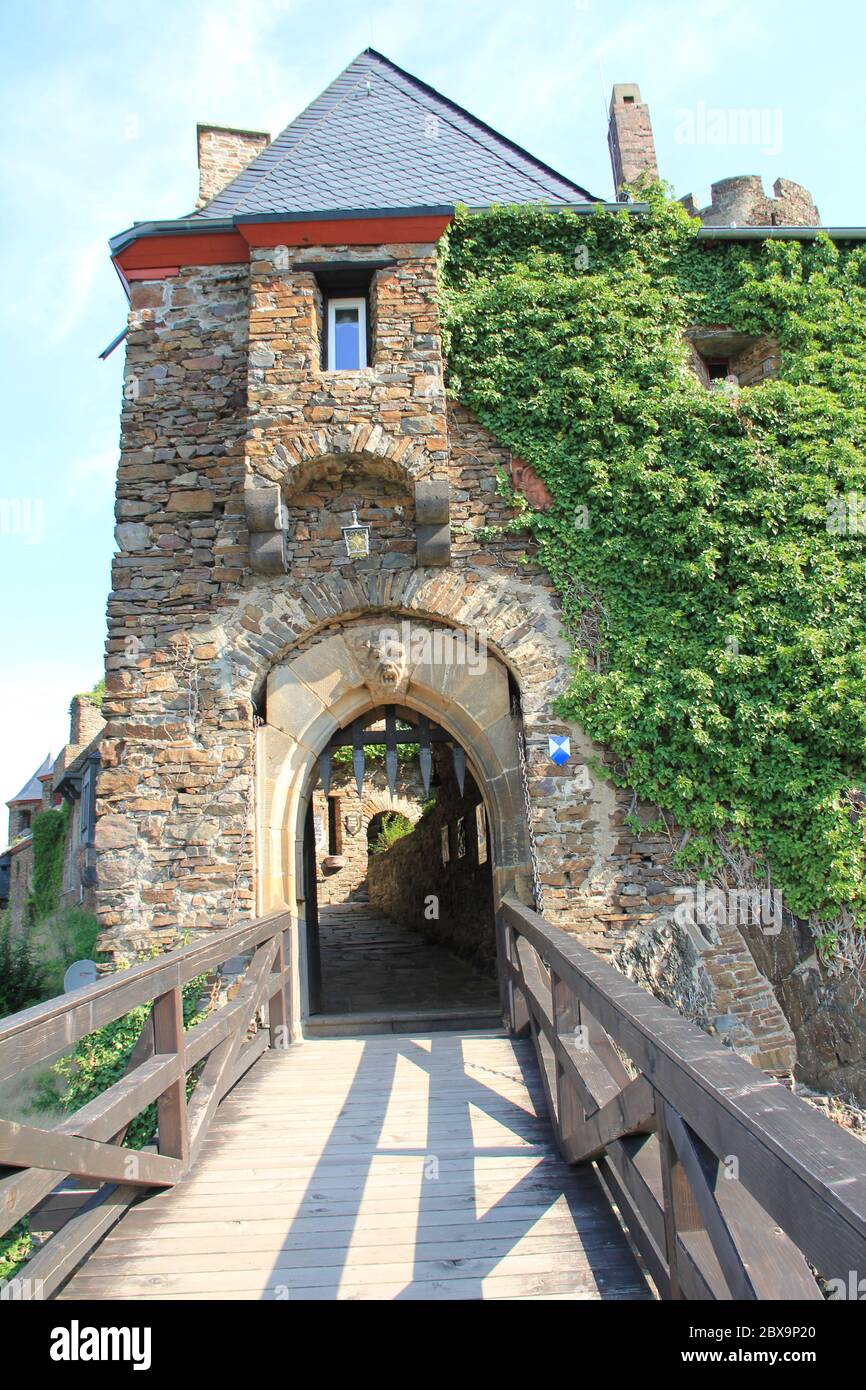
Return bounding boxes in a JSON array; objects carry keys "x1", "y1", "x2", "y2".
[
  {"x1": 28, "y1": 802, "x2": 70, "y2": 923},
  {"x1": 440, "y1": 189, "x2": 866, "y2": 928}
]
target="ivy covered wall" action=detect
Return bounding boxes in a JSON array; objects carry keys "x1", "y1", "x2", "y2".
[{"x1": 441, "y1": 192, "x2": 866, "y2": 947}]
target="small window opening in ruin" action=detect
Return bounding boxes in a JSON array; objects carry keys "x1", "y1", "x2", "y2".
[
  {"x1": 688, "y1": 328, "x2": 780, "y2": 392},
  {"x1": 623, "y1": 95, "x2": 635, "y2": 104}
]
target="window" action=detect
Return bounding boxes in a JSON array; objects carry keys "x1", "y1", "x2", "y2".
[
  {"x1": 705, "y1": 359, "x2": 730, "y2": 381},
  {"x1": 79, "y1": 756, "x2": 98, "y2": 849},
  {"x1": 327, "y1": 297, "x2": 367, "y2": 371}
]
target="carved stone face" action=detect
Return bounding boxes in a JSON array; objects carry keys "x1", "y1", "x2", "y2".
[
  {"x1": 368, "y1": 634, "x2": 406, "y2": 689},
  {"x1": 342, "y1": 621, "x2": 412, "y2": 700}
]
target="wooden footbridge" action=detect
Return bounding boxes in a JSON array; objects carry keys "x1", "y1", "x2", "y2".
[{"x1": 2, "y1": 898, "x2": 866, "y2": 1300}]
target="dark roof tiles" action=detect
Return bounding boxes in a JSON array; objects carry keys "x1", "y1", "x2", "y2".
[
  {"x1": 194, "y1": 49, "x2": 595, "y2": 219},
  {"x1": 8, "y1": 754, "x2": 53, "y2": 806}
]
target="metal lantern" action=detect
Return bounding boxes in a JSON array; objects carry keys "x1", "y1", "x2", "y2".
[{"x1": 342, "y1": 508, "x2": 370, "y2": 559}]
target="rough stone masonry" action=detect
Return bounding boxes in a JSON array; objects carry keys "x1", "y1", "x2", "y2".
[{"x1": 93, "y1": 60, "x2": 849, "y2": 1084}]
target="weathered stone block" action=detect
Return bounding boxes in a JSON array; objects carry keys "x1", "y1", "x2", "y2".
[
  {"x1": 416, "y1": 521, "x2": 450, "y2": 566},
  {"x1": 244, "y1": 484, "x2": 286, "y2": 533},
  {"x1": 414, "y1": 479, "x2": 450, "y2": 525},
  {"x1": 167, "y1": 489, "x2": 215, "y2": 513},
  {"x1": 114, "y1": 522, "x2": 151, "y2": 552},
  {"x1": 249, "y1": 530, "x2": 287, "y2": 575}
]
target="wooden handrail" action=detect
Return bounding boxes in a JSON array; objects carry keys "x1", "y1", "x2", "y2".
[
  {"x1": 0, "y1": 909, "x2": 289, "y2": 1085},
  {"x1": 0, "y1": 909, "x2": 293, "y2": 1299},
  {"x1": 499, "y1": 894, "x2": 866, "y2": 1301}
]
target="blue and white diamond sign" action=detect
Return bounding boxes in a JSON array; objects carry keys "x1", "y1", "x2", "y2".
[{"x1": 548, "y1": 735, "x2": 571, "y2": 767}]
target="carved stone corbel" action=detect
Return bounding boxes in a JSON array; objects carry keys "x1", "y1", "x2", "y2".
[{"x1": 245, "y1": 482, "x2": 288, "y2": 575}]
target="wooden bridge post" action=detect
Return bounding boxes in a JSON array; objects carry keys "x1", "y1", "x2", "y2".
[
  {"x1": 152, "y1": 986, "x2": 189, "y2": 1163},
  {"x1": 551, "y1": 972, "x2": 583, "y2": 1161},
  {"x1": 268, "y1": 924, "x2": 292, "y2": 1049},
  {"x1": 497, "y1": 912, "x2": 530, "y2": 1038}
]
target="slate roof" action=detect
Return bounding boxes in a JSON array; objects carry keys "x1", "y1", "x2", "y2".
[
  {"x1": 8, "y1": 754, "x2": 52, "y2": 806},
  {"x1": 194, "y1": 48, "x2": 596, "y2": 219}
]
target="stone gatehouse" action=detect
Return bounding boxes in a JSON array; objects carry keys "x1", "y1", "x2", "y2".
[{"x1": 95, "y1": 48, "x2": 843, "y2": 1076}]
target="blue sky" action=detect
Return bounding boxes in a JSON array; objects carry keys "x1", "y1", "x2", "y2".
[{"x1": 1, "y1": 0, "x2": 864, "y2": 810}]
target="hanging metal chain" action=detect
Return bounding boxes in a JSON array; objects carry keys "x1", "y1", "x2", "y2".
[
  {"x1": 169, "y1": 636, "x2": 200, "y2": 739},
  {"x1": 516, "y1": 724, "x2": 545, "y2": 917}
]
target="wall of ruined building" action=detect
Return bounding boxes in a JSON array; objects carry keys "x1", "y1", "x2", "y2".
[
  {"x1": 367, "y1": 753, "x2": 496, "y2": 973},
  {"x1": 311, "y1": 760, "x2": 427, "y2": 905},
  {"x1": 729, "y1": 337, "x2": 781, "y2": 386},
  {"x1": 698, "y1": 176, "x2": 819, "y2": 227},
  {"x1": 5, "y1": 841, "x2": 33, "y2": 934}
]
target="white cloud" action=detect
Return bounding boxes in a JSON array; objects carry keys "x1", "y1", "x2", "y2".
[{"x1": 48, "y1": 243, "x2": 105, "y2": 345}]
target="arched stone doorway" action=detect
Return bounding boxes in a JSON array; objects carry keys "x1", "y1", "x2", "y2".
[{"x1": 255, "y1": 615, "x2": 532, "y2": 1037}]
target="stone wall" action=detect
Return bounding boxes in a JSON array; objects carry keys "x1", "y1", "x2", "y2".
[
  {"x1": 729, "y1": 336, "x2": 781, "y2": 386},
  {"x1": 617, "y1": 910, "x2": 796, "y2": 1075},
  {"x1": 97, "y1": 262, "x2": 254, "y2": 955},
  {"x1": 5, "y1": 839, "x2": 33, "y2": 934},
  {"x1": 692, "y1": 176, "x2": 820, "y2": 227},
  {"x1": 95, "y1": 236, "x2": 553, "y2": 955},
  {"x1": 311, "y1": 760, "x2": 427, "y2": 905},
  {"x1": 738, "y1": 916, "x2": 866, "y2": 1102},
  {"x1": 69, "y1": 695, "x2": 105, "y2": 748},
  {"x1": 367, "y1": 751, "x2": 496, "y2": 972}
]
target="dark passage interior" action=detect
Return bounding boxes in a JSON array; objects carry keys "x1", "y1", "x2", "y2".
[{"x1": 303, "y1": 709, "x2": 500, "y2": 1034}]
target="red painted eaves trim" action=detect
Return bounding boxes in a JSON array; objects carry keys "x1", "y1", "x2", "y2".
[
  {"x1": 237, "y1": 213, "x2": 452, "y2": 247},
  {"x1": 113, "y1": 214, "x2": 453, "y2": 281},
  {"x1": 116, "y1": 231, "x2": 248, "y2": 273}
]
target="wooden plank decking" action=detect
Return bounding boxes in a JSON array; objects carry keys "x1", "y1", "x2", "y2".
[{"x1": 59, "y1": 1032, "x2": 652, "y2": 1301}]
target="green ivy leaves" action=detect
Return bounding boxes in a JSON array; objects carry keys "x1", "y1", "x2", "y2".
[{"x1": 441, "y1": 194, "x2": 866, "y2": 925}]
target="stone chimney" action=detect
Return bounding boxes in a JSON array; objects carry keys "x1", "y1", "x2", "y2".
[
  {"x1": 196, "y1": 124, "x2": 271, "y2": 208},
  {"x1": 608, "y1": 84, "x2": 659, "y2": 198}
]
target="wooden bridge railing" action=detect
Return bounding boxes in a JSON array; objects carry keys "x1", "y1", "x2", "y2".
[
  {"x1": 0, "y1": 909, "x2": 292, "y2": 1299},
  {"x1": 499, "y1": 894, "x2": 866, "y2": 1301}
]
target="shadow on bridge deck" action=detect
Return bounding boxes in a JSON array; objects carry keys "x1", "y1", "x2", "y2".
[{"x1": 58, "y1": 1031, "x2": 653, "y2": 1301}]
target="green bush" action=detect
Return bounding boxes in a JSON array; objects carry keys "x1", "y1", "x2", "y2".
[
  {"x1": 35, "y1": 976, "x2": 209, "y2": 1149},
  {"x1": 32, "y1": 908, "x2": 101, "y2": 999},
  {"x1": 441, "y1": 192, "x2": 866, "y2": 928},
  {"x1": 0, "y1": 1220, "x2": 32, "y2": 1283},
  {"x1": 369, "y1": 813, "x2": 414, "y2": 854},
  {"x1": 74, "y1": 680, "x2": 105, "y2": 710},
  {"x1": 0, "y1": 918, "x2": 46, "y2": 1015}
]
